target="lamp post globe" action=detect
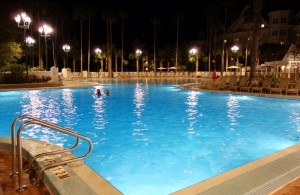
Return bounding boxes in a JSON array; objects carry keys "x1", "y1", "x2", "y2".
[
  {"x1": 15, "y1": 12, "x2": 31, "y2": 80},
  {"x1": 25, "y1": 36, "x2": 35, "y2": 69},
  {"x1": 231, "y1": 45, "x2": 239, "y2": 66},
  {"x1": 95, "y1": 48, "x2": 102, "y2": 76},
  {"x1": 135, "y1": 49, "x2": 142, "y2": 76},
  {"x1": 189, "y1": 48, "x2": 199, "y2": 76},
  {"x1": 62, "y1": 44, "x2": 71, "y2": 68},
  {"x1": 39, "y1": 24, "x2": 53, "y2": 70}
]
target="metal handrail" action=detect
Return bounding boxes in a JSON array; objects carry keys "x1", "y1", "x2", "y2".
[
  {"x1": 10, "y1": 115, "x2": 36, "y2": 176},
  {"x1": 10, "y1": 115, "x2": 79, "y2": 176},
  {"x1": 12, "y1": 115, "x2": 93, "y2": 192},
  {"x1": 27, "y1": 139, "x2": 79, "y2": 173}
]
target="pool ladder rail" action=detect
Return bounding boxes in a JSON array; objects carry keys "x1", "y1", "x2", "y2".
[{"x1": 9, "y1": 115, "x2": 93, "y2": 192}]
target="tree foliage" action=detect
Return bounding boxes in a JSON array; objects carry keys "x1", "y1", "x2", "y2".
[
  {"x1": 0, "y1": 63, "x2": 26, "y2": 84},
  {"x1": 0, "y1": 42, "x2": 23, "y2": 67}
]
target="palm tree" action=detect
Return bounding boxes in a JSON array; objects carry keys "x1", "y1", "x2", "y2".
[
  {"x1": 73, "y1": 5, "x2": 89, "y2": 74},
  {"x1": 119, "y1": 11, "x2": 128, "y2": 73},
  {"x1": 102, "y1": 9, "x2": 117, "y2": 78},
  {"x1": 85, "y1": 6, "x2": 96, "y2": 75},
  {"x1": 113, "y1": 48, "x2": 122, "y2": 72},
  {"x1": 204, "y1": 4, "x2": 219, "y2": 72},
  {"x1": 150, "y1": 16, "x2": 161, "y2": 76},
  {"x1": 218, "y1": 0, "x2": 236, "y2": 76},
  {"x1": 249, "y1": 0, "x2": 263, "y2": 79},
  {"x1": 174, "y1": 14, "x2": 183, "y2": 75}
]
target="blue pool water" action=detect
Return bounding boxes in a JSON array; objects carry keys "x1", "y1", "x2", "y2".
[{"x1": 1, "y1": 79, "x2": 300, "y2": 195}]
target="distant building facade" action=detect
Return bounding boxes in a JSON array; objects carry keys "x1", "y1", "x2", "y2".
[{"x1": 226, "y1": 3, "x2": 300, "y2": 46}]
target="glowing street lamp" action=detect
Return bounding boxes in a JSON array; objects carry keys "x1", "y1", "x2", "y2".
[
  {"x1": 39, "y1": 24, "x2": 52, "y2": 70},
  {"x1": 189, "y1": 48, "x2": 199, "y2": 76},
  {"x1": 231, "y1": 45, "x2": 239, "y2": 66},
  {"x1": 62, "y1": 44, "x2": 71, "y2": 68},
  {"x1": 135, "y1": 49, "x2": 142, "y2": 76},
  {"x1": 15, "y1": 12, "x2": 31, "y2": 80},
  {"x1": 95, "y1": 48, "x2": 102, "y2": 77},
  {"x1": 25, "y1": 36, "x2": 35, "y2": 68}
]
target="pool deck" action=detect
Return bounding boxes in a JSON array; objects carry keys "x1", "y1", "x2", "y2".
[{"x1": 1, "y1": 79, "x2": 300, "y2": 195}]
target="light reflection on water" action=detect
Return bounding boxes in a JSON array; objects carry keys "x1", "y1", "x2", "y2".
[
  {"x1": 0, "y1": 80, "x2": 300, "y2": 195},
  {"x1": 185, "y1": 91, "x2": 199, "y2": 135}
]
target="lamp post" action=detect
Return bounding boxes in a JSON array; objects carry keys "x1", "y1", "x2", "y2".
[
  {"x1": 189, "y1": 48, "x2": 199, "y2": 77},
  {"x1": 15, "y1": 12, "x2": 31, "y2": 80},
  {"x1": 231, "y1": 45, "x2": 239, "y2": 66},
  {"x1": 25, "y1": 36, "x2": 35, "y2": 69},
  {"x1": 39, "y1": 24, "x2": 52, "y2": 70},
  {"x1": 135, "y1": 49, "x2": 142, "y2": 76},
  {"x1": 95, "y1": 48, "x2": 102, "y2": 77},
  {"x1": 62, "y1": 44, "x2": 71, "y2": 69}
]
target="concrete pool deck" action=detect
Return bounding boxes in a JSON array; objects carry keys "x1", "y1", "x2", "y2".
[{"x1": 1, "y1": 79, "x2": 300, "y2": 195}]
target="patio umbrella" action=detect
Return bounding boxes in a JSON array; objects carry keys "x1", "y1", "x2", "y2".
[
  {"x1": 157, "y1": 67, "x2": 166, "y2": 70},
  {"x1": 227, "y1": 66, "x2": 240, "y2": 69},
  {"x1": 169, "y1": 66, "x2": 177, "y2": 70}
]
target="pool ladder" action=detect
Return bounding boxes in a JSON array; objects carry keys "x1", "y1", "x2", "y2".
[{"x1": 9, "y1": 115, "x2": 93, "y2": 191}]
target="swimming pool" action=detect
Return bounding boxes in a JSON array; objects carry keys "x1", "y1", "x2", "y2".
[{"x1": 1, "y1": 79, "x2": 300, "y2": 195}]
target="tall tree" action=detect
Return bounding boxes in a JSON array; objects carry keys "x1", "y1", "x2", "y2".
[
  {"x1": 119, "y1": 11, "x2": 128, "y2": 73},
  {"x1": 73, "y1": 5, "x2": 89, "y2": 74},
  {"x1": 217, "y1": 0, "x2": 236, "y2": 75},
  {"x1": 85, "y1": 6, "x2": 96, "y2": 75},
  {"x1": 249, "y1": 0, "x2": 263, "y2": 78},
  {"x1": 204, "y1": 4, "x2": 220, "y2": 72},
  {"x1": 102, "y1": 9, "x2": 117, "y2": 78},
  {"x1": 150, "y1": 16, "x2": 161, "y2": 76},
  {"x1": 174, "y1": 13, "x2": 184, "y2": 74}
]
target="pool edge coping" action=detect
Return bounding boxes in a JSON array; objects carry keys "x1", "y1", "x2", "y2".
[
  {"x1": 0, "y1": 137, "x2": 123, "y2": 195},
  {"x1": 171, "y1": 142, "x2": 300, "y2": 195}
]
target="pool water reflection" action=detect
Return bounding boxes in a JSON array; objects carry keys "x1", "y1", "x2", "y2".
[{"x1": 0, "y1": 79, "x2": 300, "y2": 195}]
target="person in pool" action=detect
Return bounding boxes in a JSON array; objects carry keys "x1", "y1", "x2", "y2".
[
  {"x1": 105, "y1": 89, "x2": 109, "y2": 96},
  {"x1": 96, "y1": 89, "x2": 101, "y2": 96}
]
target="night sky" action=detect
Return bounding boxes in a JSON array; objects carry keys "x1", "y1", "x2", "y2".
[
  {"x1": 1, "y1": 0, "x2": 248, "y2": 50},
  {"x1": 1, "y1": 0, "x2": 299, "y2": 55}
]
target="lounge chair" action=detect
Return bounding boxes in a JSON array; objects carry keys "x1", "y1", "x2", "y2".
[
  {"x1": 226, "y1": 76, "x2": 238, "y2": 90},
  {"x1": 204, "y1": 76, "x2": 228, "y2": 90},
  {"x1": 251, "y1": 77, "x2": 272, "y2": 93},
  {"x1": 269, "y1": 78, "x2": 290, "y2": 94},
  {"x1": 229, "y1": 76, "x2": 249, "y2": 91},
  {"x1": 285, "y1": 79, "x2": 300, "y2": 95},
  {"x1": 240, "y1": 78, "x2": 258, "y2": 92}
]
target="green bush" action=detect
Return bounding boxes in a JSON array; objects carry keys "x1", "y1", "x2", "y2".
[
  {"x1": 0, "y1": 63, "x2": 27, "y2": 84},
  {"x1": 30, "y1": 66, "x2": 45, "y2": 71}
]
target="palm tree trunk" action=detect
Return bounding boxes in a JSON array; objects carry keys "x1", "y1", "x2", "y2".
[
  {"x1": 88, "y1": 15, "x2": 91, "y2": 75},
  {"x1": 175, "y1": 19, "x2": 179, "y2": 74},
  {"x1": 154, "y1": 24, "x2": 157, "y2": 76},
  {"x1": 80, "y1": 19, "x2": 83, "y2": 74},
  {"x1": 121, "y1": 17, "x2": 124, "y2": 72},
  {"x1": 109, "y1": 21, "x2": 113, "y2": 78},
  {"x1": 250, "y1": 0, "x2": 263, "y2": 78}
]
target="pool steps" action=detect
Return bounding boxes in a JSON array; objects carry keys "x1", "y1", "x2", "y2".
[{"x1": 0, "y1": 137, "x2": 123, "y2": 195}]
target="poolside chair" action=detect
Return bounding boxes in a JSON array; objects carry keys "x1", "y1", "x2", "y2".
[
  {"x1": 251, "y1": 77, "x2": 272, "y2": 93},
  {"x1": 229, "y1": 76, "x2": 249, "y2": 91},
  {"x1": 226, "y1": 76, "x2": 238, "y2": 90},
  {"x1": 204, "y1": 76, "x2": 228, "y2": 90},
  {"x1": 285, "y1": 79, "x2": 300, "y2": 95},
  {"x1": 240, "y1": 78, "x2": 257, "y2": 92},
  {"x1": 269, "y1": 78, "x2": 290, "y2": 95}
]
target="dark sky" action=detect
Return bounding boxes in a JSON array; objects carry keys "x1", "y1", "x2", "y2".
[
  {"x1": 2, "y1": 0, "x2": 298, "y2": 52},
  {"x1": 2, "y1": 0, "x2": 217, "y2": 50}
]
